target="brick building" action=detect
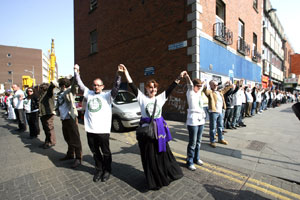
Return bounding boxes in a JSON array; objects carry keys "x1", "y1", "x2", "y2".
[
  {"x1": 73, "y1": 0, "x2": 279, "y2": 121},
  {"x1": 0, "y1": 45, "x2": 44, "y2": 91}
]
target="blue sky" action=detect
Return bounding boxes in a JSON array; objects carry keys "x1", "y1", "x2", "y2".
[
  {"x1": 0, "y1": 0, "x2": 74, "y2": 76},
  {"x1": 0, "y1": 0, "x2": 299, "y2": 77}
]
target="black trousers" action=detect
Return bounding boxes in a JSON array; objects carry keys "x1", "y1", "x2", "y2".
[
  {"x1": 15, "y1": 109, "x2": 27, "y2": 131},
  {"x1": 26, "y1": 112, "x2": 40, "y2": 137},
  {"x1": 87, "y1": 133, "x2": 112, "y2": 173},
  {"x1": 224, "y1": 107, "x2": 234, "y2": 128}
]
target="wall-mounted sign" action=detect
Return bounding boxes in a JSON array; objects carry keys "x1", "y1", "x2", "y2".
[
  {"x1": 144, "y1": 66, "x2": 155, "y2": 76},
  {"x1": 168, "y1": 40, "x2": 187, "y2": 51}
]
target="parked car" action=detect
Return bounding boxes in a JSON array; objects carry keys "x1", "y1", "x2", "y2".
[
  {"x1": 76, "y1": 90, "x2": 141, "y2": 131},
  {"x1": 75, "y1": 94, "x2": 84, "y2": 120},
  {"x1": 111, "y1": 90, "x2": 141, "y2": 132}
]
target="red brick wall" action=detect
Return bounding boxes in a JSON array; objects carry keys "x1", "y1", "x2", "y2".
[
  {"x1": 0, "y1": 45, "x2": 43, "y2": 90},
  {"x1": 284, "y1": 41, "x2": 294, "y2": 78},
  {"x1": 201, "y1": 0, "x2": 262, "y2": 59},
  {"x1": 74, "y1": 0, "x2": 192, "y2": 120},
  {"x1": 291, "y1": 54, "x2": 300, "y2": 75}
]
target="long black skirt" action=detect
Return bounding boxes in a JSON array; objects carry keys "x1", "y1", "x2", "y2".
[{"x1": 138, "y1": 137, "x2": 183, "y2": 190}]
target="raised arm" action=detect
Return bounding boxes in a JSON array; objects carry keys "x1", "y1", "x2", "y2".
[
  {"x1": 110, "y1": 65, "x2": 123, "y2": 99},
  {"x1": 74, "y1": 64, "x2": 86, "y2": 92},
  {"x1": 120, "y1": 64, "x2": 138, "y2": 96},
  {"x1": 165, "y1": 71, "x2": 185, "y2": 97}
]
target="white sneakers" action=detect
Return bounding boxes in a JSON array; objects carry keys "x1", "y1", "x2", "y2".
[
  {"x1": 195, "y1": 159, "x2": 204, "y2": 166},
  {"x1": 188, "y1": 159, "x2": 204, "y2": 171},
  {"x1": 188, "y1": 164, "x2": 196, "y2": 171}
]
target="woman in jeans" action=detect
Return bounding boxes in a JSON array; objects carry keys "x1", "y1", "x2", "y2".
[
  {"x1": 122, "y1": 64, "x2": 184, "y2": 190},
  {"x1": 183, "y1": 72, "x2": 205, "y2": 171},
  {"x1": 24, "y1": 87, "x2": 40, "y2": 138}
]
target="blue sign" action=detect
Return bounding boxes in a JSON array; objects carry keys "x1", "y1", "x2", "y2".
[
  {"x1": 144, "y1": 66, "x2": 155, "y2": 76},
  {"x1": 168, "y1": 41, "x2": 187, "y2": 51}
]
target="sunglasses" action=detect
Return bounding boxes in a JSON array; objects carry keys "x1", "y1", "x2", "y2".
[
  {"x1": 93, "y1": 84, "x2": 103, "y2": 87},
  {"x1": 28, "y1": 90, "x2": 33, "y2": 92}
]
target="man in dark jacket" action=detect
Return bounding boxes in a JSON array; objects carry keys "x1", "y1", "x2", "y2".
[{"x1": 223, "y1": 81, "x2": 240, "y2": 129}]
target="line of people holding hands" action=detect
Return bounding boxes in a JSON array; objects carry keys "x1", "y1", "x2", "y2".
[{"x1": 7, "y1": 63, "x2": 267, "y2": 190}]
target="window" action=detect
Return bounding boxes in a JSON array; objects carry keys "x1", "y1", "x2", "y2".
[
  {"x1": 8, "y1": 71, "x2": 12, "y2": 75},
  {"x1": 7, "y1": 62, "x2": 11, "y2": 66},
  {"x1": 90, "y1": 0, "x2": 97, "y2": 11},
  {"x1": 238, "y1": 19, "x2": 245, "y2": 39},
  {"x1": 216, "y1": 0, "x2": 225, "y2": 23},
  {"x1": 253, "y1": 33, "x2": 257, "y2": 50},
  {"x1": 7, "y1": 53, "x2": 12, "y2": 58},
  {"x1": 8, "y1": 79, "x2": 12, "y2": 83},
  {"x1": 90, "y1": 30, "x2": 98, "y2": 54},
  {"x1": 253, "y1": 0, "x2": 258, "y2": 11}
]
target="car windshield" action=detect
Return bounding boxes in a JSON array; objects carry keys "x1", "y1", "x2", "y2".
[{"x1": 114, "y1": 91, "x2": 137, "y2": 105}]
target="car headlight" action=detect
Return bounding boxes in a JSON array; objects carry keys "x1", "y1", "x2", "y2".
[{"x1": 121, "y1": 112, "x2": 137, "y2": 118}]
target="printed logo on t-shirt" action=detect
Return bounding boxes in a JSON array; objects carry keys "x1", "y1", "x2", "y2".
[
  {"x1": 23, "y1": 99, "x2": 29, "y2": 105},
  {"x1": 88, "y1": 98, "x2": 102, "y2": 112},
  {"x1": 145, "y1": 103, "x2": 161, "y2": 118}
]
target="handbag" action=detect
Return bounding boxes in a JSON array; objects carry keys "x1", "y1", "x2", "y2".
[{"x1": 136, "y1": 99, "x2": 157, "y2": 140}]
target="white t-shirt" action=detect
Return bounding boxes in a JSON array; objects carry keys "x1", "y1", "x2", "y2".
[
  {"x1": 137, "y1": 90, "x2": 166, "y2": 119},
  {"x1": 57, "y1": 91, "x2": 70, "y2": 120},
  {"x1": 83, "y1": 88, "x2": 113, "y2": 134},
  {"x1": 209, "y1": 91, "x2": 223, "y2": 114},
  {"x1": 186, "y1": 84, "x2": 205, "y2": 126},
  {"x1": 233, "y1": 89, "x2": 244, "y2": 106},
  {"x1": 13, "y1": 90, "x2": 24, "y2": 109}
]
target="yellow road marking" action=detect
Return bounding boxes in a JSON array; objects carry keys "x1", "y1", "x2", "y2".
[
  {"x1": 119, "y1": 136, "x2": 300, "y2": 200},
  {"x1": 173, "y1": 152, "x2": 300, "y2": 200}
]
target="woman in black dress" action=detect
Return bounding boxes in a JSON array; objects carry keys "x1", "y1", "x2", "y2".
[{"x1": 120, "y1": 64, "x2": 184, "y2": 190}]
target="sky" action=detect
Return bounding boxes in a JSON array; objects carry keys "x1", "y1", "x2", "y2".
[{"x1": 0, "y1": 0, "x2": 299, "y2": 77}]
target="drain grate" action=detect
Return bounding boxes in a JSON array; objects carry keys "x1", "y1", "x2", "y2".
[{"x1": 246, "y1": 140, "x2": 266, "y2": 151}]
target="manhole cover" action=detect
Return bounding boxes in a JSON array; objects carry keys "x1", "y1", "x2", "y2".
[{"x1": 246, "y1": 140, "x2": 266, "y2": 151}]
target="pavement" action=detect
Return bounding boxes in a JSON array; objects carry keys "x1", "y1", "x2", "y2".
[{"x1": 0, "y1": 103, "x2": 300, "y2": 200}]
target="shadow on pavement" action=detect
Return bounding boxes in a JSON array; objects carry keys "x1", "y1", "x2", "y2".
[{"x1": 204, "y1": 184, "x2": 271, "y2": 200}]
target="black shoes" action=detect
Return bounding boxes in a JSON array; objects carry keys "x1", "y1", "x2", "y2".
[
  {"x1": 239, "y1": 123, "x2": 247, "y2": 127},
  {"x1": 93, "y1": 170, "x2": 110, "y2": 182},
  {"x1": 93, "y1": 170, "x2": 102, "y2": 182},
  {"x1": 101, "y1": 172, "x2": 110, "y2": 182}
]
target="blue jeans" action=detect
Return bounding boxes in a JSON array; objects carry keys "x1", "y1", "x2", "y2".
[
  {"x1": 203, "y1": 106, "x2": 209, "y2": 121},
  {"x1": 232, "y1": 105, "x2": 241, "y2": 127},
  {"x1": 251, "y1": 102, "x2": 256, "y2": 116},
  {"x1": 209, "y1": 112, "x2": 224, "y2": 143},
  {"x1": 187, "y1": 125, "x2": 204, "y2": 165}
]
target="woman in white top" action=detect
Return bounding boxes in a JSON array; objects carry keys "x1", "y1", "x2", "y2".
[
  {"x1": 122, "y1": 64, "x2": 184, "y2": 190},
  {"x1": 24, "y1": 87, "x2": 40, "y2": 138},
  {"x1": 6, "y1": 92, "x2": 16, "y2": 120},
  {"x1": 183, "y1": 72, "x2": 205, "y2": 171}
]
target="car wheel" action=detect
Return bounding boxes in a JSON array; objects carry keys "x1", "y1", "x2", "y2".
[{"x1": 112, "y1": 117, "x2": 124, "y2": 132}]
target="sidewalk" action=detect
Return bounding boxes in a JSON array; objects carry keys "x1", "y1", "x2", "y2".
[{"x1": 0, "y1": 104, "x2": 300, "y2": 200}]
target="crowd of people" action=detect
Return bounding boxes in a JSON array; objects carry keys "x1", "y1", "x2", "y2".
[{"x1": 0, "y1": 64, "x2": 299, "y2": 190}]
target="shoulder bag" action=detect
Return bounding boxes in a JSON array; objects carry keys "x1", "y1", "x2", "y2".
[{"x1": 136, "y1": 99, "x2": 157, "y2": 140}]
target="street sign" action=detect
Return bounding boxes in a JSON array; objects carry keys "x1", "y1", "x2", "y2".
[
  {"x1": 168, "y1": 41, "x2": 187, "y2": 51},
  {"x1": 144, "y1": 66, "x2": 155, "y2": 76}
]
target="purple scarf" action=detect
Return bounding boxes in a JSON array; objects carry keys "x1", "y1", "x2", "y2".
[{"x1": 140, "y1": 117, "x2": 172, "y2": 152}]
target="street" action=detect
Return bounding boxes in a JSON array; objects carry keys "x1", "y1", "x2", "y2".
[{"x1": 0, "y1": 103, "x2": 300, "y2": 200}]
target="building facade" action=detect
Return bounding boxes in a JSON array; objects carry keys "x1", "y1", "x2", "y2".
[
  {"x1": 74, "y1": 0, "x2": 292, "y2": 121},
  {"x1": 0, "y1": 45, "x2": 43, "y2": 91}
]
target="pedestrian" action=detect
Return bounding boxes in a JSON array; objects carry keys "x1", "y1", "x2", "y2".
[
  {"x1": 245, "y1": 87, "x2": 253, "y2": 117},
  {"x1": 183, "y1": 71, "x2": 206, "y2": 171},
  {"x1": 203, "y1": 80, "x2": 232, "y2": 148},
  {"x1": 38, "y1": 82, "x2": 56, "y2": 149},
  {"x1": 122, "y1": 64, "x2": 183, "y2": 190},
  {"x1": 6, "y1": 92, "x2": 16, "y2": 120},
  {"x1": 12, "y1": 84, "x2": 26, "y2": 132},
  {"x1": 54, "y1": 75, "x2": 83, "y2": 168},
  {"x1": 223, "y1": 80, "x2": 240, "y2": 129},
  {"x1": 74, "y1": 64, "x2": 122, "y2": 182},
  {"x1": 23, "y1": 87, "x2": 40, "y2": 139}
]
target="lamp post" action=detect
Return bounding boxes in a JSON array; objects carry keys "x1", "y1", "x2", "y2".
[{"x1": 24, "y1": 66, "x2": 35, "y2": 86}]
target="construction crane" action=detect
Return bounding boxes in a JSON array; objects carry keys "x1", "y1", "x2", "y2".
[{"x1": 48, "y1": 39, "x2": 56, "y2": 83}]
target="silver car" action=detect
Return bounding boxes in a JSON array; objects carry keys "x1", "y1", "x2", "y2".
[{"x1": 111, "y1": 90, "x2": 141, "y2": 132}]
